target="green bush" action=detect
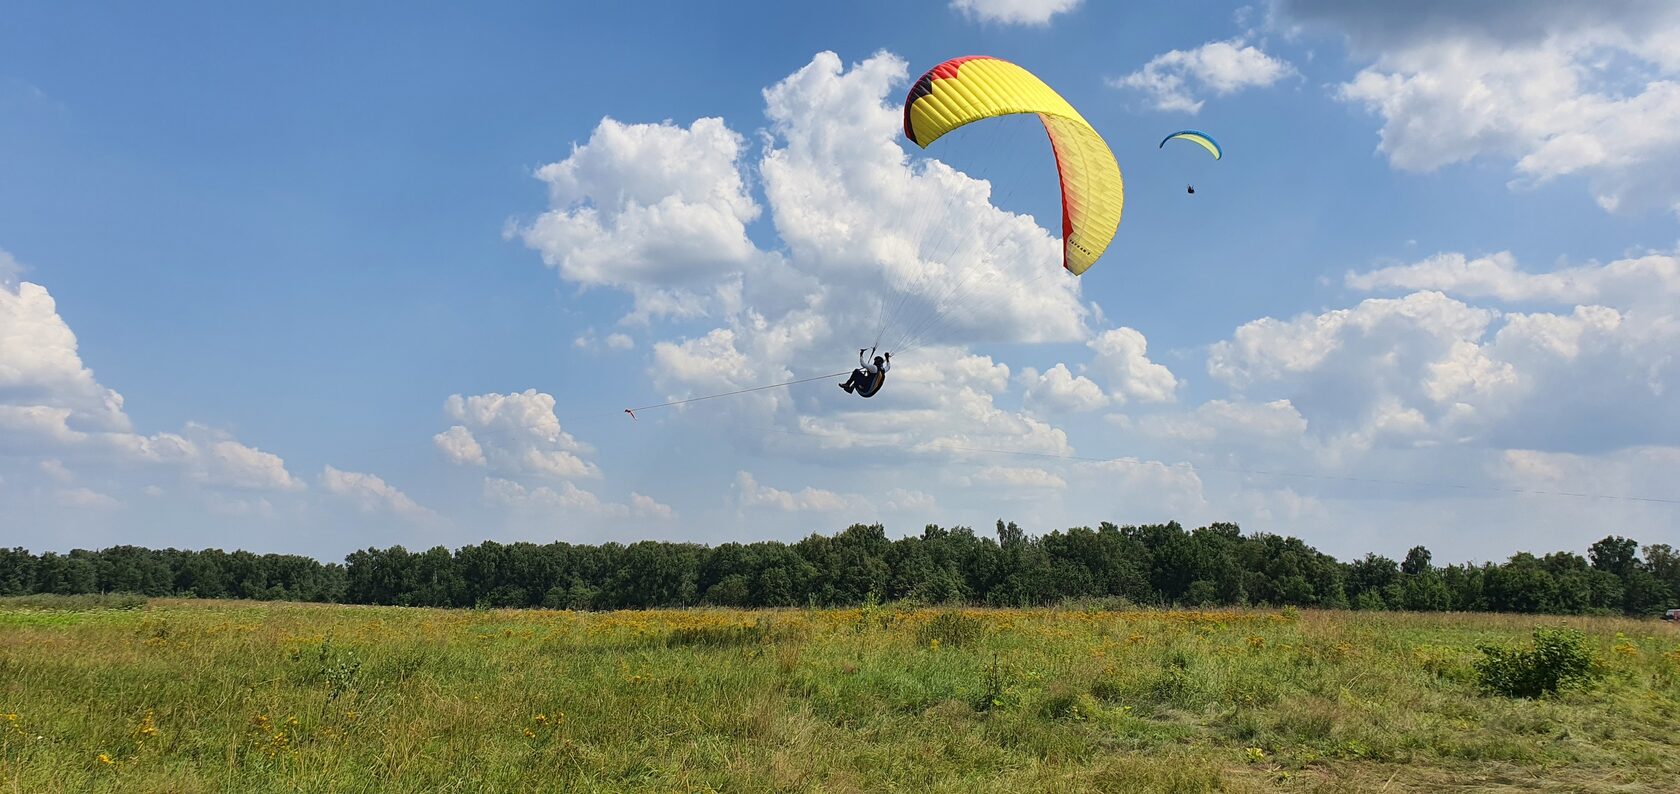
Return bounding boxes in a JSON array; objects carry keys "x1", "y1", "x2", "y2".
[
  {"x1": 1036, "y1": 683, "x2": 1093, "y2": 721},
  {"x1": 290, "y1": 636, "x2": 363, "y2": 702},
  {"x1": 972, "y1": 653, "x2": 1012, "y2": 712},
  {"x1": 1473, "y1": 626, "x2": 1598, "y2": 698},
  {"x1": 917, "y1": 610, "x2": 984, "y2": 649},
  {"x1": 665, "y1": 621, "x2": 771, "y2": 649}
]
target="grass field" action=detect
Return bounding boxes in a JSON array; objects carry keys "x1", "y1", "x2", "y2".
[{"x1": 3, "y1": 597, "x2": 1678, "y2": 792}]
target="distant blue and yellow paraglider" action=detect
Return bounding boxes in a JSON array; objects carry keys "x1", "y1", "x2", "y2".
[{"x1": 1159, "y1": 130, "x2": 1222, "y2": 160}]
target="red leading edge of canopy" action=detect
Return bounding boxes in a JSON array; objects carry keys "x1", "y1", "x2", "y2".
[
  {"x1": 903, "y1": 55, "x2": 999, "y2": 144},
  {"x1": 1043, "y1": 121, "x2": 1076, "y2": 272}
]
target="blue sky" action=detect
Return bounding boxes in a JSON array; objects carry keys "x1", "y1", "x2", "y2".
[{"x1": 4, "y1": 0, "x2": 1679, "y2": 562}]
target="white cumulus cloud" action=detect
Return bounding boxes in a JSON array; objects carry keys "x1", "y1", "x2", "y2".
[
  {"x1": 432, "y1": 425, "x2": 486, "y2": 466},
  {"x1": 199, "y1": 440, "x2": 304, "y2": 492},
  {"x1": 1207, "y1": 248, "x2": 1680, "y2": 458},
  {"x1": 0, "y1": 249, "x2": 23, "y2": 286},
  {"x1": 949, "y1": 0, "x2": 1082, "y2": 26},
  {"x1": 516, "y1": 117, "x2": 769, "y2": 321},
  {"x1": 1347, "y1": 250, "x2": 1680, "y2": 307},
  {"x1": 484, "y1": 476, "x2": 627, "y2": 517},
  {"x1": 630, "y1": 492, "x2": 676, "y2": 520},
  {"x1": 0, "y1": 272, "x2": 305, "y2": 505},
  {"x1": 320, "y1": 465, "x2": 434, "y2": 519},
  {"x1": 736, "y1": 471, "x2": 850, "y2": 512},
  {"x1": 1089, "y1": 328, "x2": 1179, "y2": 403},
  {"x1": 576, "y1": 53, "x2": 1097, "y2": 471},
  {"x1": 1019, "y1": 363, "x2": 1109, "y2": 413},
  {"x1": 1284, "y1": 0, "x2": 1680, "y2": 213},
  {"x1": 1, "y1": 280, "x2": 131, "y2": 434},
  {"x1": 967, "y1": 465, "x2": 1067, "y2": 490},
  {"x1": 733, "y1": 471, "x2": 935, "y2": 516},
  {"x1": 1138, "y1": 399, "x2": 1310, "y2": 443},
  {"x1": 55, "y1": 487, "x2": 121, "y2": 510},
  {"x1": 437, "y1": 390, "x2": 598, "y2": 479},
  {"x1": 1112, "y1": 38, "x2": 1295, "y2": 113}
]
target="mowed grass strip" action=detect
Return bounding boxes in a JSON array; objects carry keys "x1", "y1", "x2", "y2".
[{"x1": 1, "y1": 599, "x2": 1677, "y2": 792}]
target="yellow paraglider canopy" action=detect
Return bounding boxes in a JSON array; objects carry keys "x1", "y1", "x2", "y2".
[{"x1": 903, "y1": 56, "x2": 1124, "y2": 276}]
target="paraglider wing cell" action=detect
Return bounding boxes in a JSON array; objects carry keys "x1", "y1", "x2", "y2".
[{"x1": 903, "y1": 56, "x2": 1124, "y2": 277}]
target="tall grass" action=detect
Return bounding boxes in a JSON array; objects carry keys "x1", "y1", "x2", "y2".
[
  {"x1": 0, "y1": 593, "x2": 148, "y2": 611},
  {"x1": 1, "y1": 600, "x2": 1676, "y2": 792}
]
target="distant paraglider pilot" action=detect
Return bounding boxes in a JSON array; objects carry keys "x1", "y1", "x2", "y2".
[
  {"x1": 840, "y1": 348, "x2": 890, "y2": 398},
  {"x1": 1161, "y1": 130, "x2": 1218, "y2": 199}
]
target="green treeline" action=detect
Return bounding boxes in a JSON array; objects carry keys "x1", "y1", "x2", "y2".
[{"x1": 2, "y1": 522, "x2": 1676, "y2": 615}]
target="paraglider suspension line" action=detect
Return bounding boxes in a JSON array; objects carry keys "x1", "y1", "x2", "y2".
[{"x1": 625, "y1": 371, "x2": 852, "y2": 417}]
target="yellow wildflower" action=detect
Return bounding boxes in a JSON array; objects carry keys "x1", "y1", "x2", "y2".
[
  {"x1": 98, "y1": 753, "x2": 115, "y2": 765},
  {"x1": 136, "y1": 710, "x2": 158, "y2": 738}
]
